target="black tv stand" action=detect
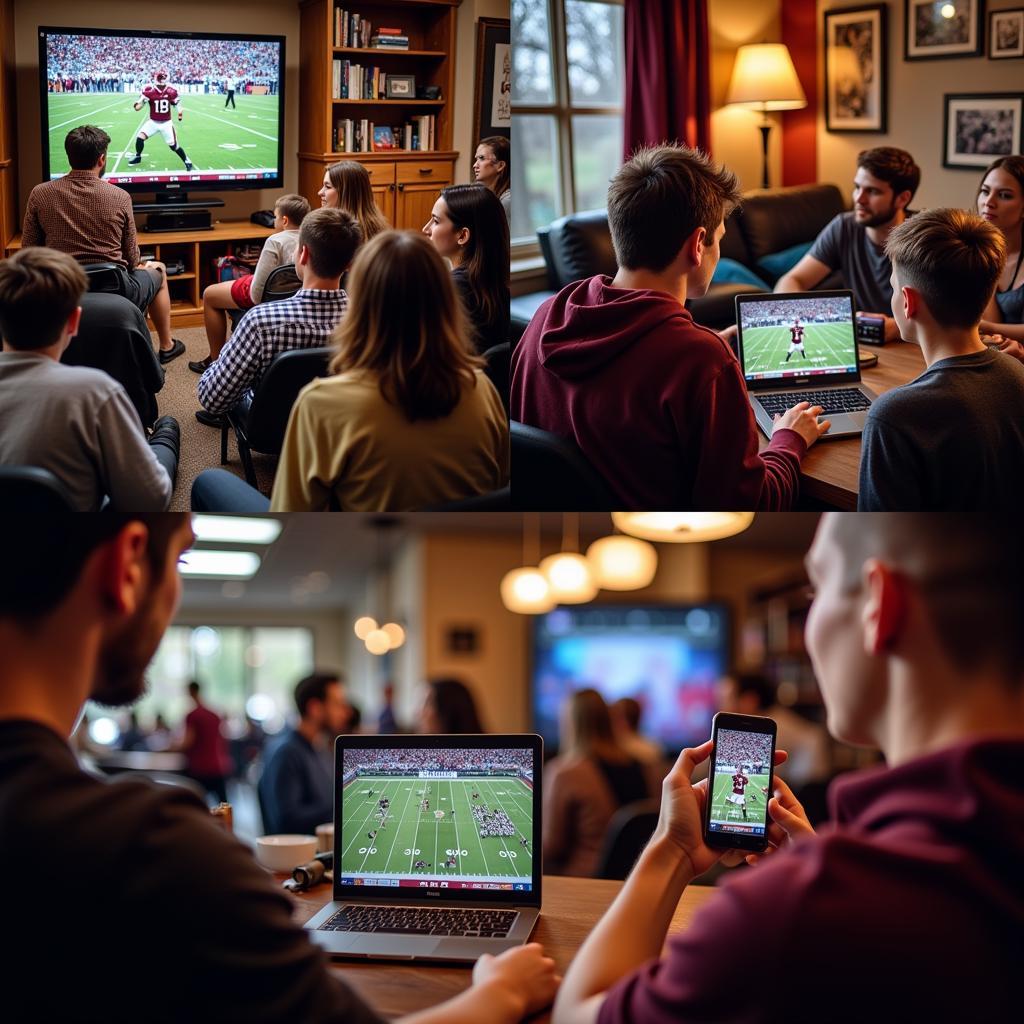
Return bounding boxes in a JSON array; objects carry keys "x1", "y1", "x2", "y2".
[{"x1": 134, "y1": 193, "x2": 226, "y2": 232}]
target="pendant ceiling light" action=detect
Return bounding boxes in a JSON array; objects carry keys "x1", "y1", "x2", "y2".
[
  {"x1": 612, "y1": 512, "x2": 754, "y2": 543},
  {"x1": 586, "y1": 533, "x2": 658, "y2": 591},
  {"x1": 539, "y1": 513, "x2": 597, "y2": 603},
  {"x1": 500, "y1": 513, "x2": 555, "y2": 614},
  {"x1": 354, "y1": 518, "x2": 406, "y2": 655}
]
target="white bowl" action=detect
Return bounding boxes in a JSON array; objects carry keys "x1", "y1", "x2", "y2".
[{"x1": 255, "y1": 834, "x2": 318, "y2": 872}]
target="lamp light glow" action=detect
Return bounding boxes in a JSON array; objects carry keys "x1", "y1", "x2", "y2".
[{"x1": 586, "y1": 534, "x2": 658, "y2": 590}]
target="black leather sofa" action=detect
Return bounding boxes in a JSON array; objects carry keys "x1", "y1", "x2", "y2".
[{"x1": 511, "y1": 182, "x2": 847, "y2": 339}]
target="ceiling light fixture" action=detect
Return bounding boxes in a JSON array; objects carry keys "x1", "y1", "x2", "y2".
[
  {"x1": 500, "y1": 513, "x2": 554, "y2": 614},
  {"x1": 191, "y1": 515, "x2": 283, "y2": 544},
  {"x1": 586, "y1": 533, "x2": 658, "y2": 591},
  {"x1": 178, "y1": 549, "x2": 262, "y2": 579},
  {"x1": 539, "y1": 513, "x2": 597, "y2": 603},
  {"x1": 354, "y1": 518, "x2": 406, "y2": 655},
  {"x1": 612, "y1": 512, "x2": 754, "y2": 543}
]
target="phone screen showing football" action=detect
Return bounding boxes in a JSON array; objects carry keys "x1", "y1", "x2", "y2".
[{"x1": 703, "y1": 713, "x2": 777, "y2": 852}]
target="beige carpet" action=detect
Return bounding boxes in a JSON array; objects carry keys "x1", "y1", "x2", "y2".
[{"x1": 149, "y1": 325, "x2": 278, "y2": 510}]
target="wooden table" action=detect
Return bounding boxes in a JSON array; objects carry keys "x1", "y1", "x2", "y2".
[
  {"x1": 758, "y1": 341, "x2": 926, "y2": 509},
  {"x1": 288, "y1": 875, "x2": 716, "y2": 1020}
]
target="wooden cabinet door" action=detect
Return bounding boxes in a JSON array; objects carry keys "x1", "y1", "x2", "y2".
[
  {"x1": 373, "y1": 184, "x2": 396, "y2": 225},
  {"x1": 395, "y1": 179, "x2": 451, "y2": 231}
]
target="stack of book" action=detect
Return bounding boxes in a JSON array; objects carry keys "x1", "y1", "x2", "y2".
[
  {"x1": 371, "y1": 27, "x2": 409, "y2": 50},
  {"x1": 332, "y1": 60, "x2": 390, "y2": 99},
  {"x1": 333, "y1": 8, "x2": 374, "y2": 49},
  {"x1": 333, "y1": 114, "x2": 435, "y2": 152}
]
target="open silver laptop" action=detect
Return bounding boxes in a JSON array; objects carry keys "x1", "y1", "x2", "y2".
[
  {"x1": 736, "y1": 290, "x2": 878, "y2": 441},
  {"x1": 305, "y1": 733, "x2": 542, "y2": 961}
]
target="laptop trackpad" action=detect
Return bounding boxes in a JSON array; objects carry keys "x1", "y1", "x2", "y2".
[{"x1": 818, "y1": 411, "x2": 867, "y2": 439}]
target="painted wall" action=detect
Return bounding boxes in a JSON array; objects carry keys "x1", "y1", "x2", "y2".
[
  {"x1": 708, "y1": 0, "x2": 784, "y2": 191},
  {"x1": 816, "y1": 0, "x2": 1024, "y2": 207}
]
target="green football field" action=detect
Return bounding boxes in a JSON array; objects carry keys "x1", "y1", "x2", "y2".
[
  {"x1": 340, "y1": 776, "x2": 535, "y2": 881},
  {"x1": 709, "y1": 770, "x2": 770, "y2": 827},
  {"x1": 741, "y1": 322, "x2": 856, "y2": 376},
  {"x1": 46, "y1": 92, "x2": 280, "y2": 176}
]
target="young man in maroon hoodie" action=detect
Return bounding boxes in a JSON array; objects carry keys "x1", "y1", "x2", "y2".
[
  {"x1": 511, "y1": 144, "x2": 829, "y2": 509},
  {"x1": 553, "y1": 513, "x2": 1022, "y2": 1023}
]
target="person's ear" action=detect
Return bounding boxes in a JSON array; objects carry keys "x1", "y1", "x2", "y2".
[
  {"x1": 901, "y1": 284, "x2": 918, "y2": 322},
  {"x1": 894, "y1": 189, "x2": 912, "y2": 212},
  {"x1": 95, "y1": 523, "x2": 150, "y2": 616},
  {"x1": 861, "y1": 558, "x2": 907, "y2": 656},
  {"x1": 297, "y1": 244, "x2": 309, "y2": 266},
  {"x1": 67, "y1": 306, "x2": 83, "y2": 341},
  {"x1": 688, "y1": 225, "x2": 708, "y2": 268},
  {"x1": 457, "y1": 226, "x2": 471, "y2": 247}
]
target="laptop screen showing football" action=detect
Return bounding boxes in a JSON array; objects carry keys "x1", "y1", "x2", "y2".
[
  {"x1": 737, "y1": 292, "x2": 858, "y2": 385},
  {"x1": 338, "y1": 738, "x2": 540, "y2": 897}
]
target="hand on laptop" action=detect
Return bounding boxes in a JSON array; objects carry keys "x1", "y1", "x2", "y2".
[
  {"x1": 472, "y1": 942, "x2": 560, "y2": 1020},
  {"x1": 772, "y1": 402, "x2": 831, "y2": 447}
]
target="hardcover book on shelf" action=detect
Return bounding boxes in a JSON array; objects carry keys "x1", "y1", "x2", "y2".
[{"x1": 373, "y1": 126, "x2": 396, "y2": 151}]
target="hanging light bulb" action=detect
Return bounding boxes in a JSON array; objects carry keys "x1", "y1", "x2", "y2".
[
  {"x1": 539, "y1": 552, "x2": 598, "y2": 603},
  {"x1": 612, "y1": 512, "x2": 754, "y2": 543},
  {"x1": 365, "y1": 629, "x2": 391, "y2": 655},
  {"x1": 500, "y1": 567, "x2": 555, "y2": 614},
  {"x1": 586, "y1": 534, "x2": 658, "y2": 590},
  {"x1": 354, "y1": 616, "x2": 378, "y2": 640},
  {"x1": 382, "y1": 622, "x2": 406, "y2": 649}
]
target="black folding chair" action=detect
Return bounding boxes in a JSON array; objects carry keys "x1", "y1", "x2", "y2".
[{"x1": 511, "y1": 421, "x2": 618, "y2": 511}]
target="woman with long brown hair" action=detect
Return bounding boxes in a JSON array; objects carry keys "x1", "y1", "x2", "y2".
[
  {"x1": 422, "y1": 184, "x2": 510, "y2": 352},
  {"x1": 542, "y1": 689, "x2": 661, "y2": 877},
  {"x1": 977, "y1": 155, "x2": 1024, "y2": 345},
  {"x1": 473, "y1": 135, "x2": 510, "y2": 222},
  {"x1": 318, "y1": 160, "x2": 390, "y2": 243},
  {"x1": 269, "y1": 230, "x2": 508, "y2": 511}
]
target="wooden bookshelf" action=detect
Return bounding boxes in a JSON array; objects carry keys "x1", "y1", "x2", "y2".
[{"x1": 299, "y1": 0, "x2": 459, "y2": 230}]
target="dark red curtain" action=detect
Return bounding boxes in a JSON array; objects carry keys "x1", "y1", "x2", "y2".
[{"x1": 623, "y1": 0, "x2": 711, "y2": 160}]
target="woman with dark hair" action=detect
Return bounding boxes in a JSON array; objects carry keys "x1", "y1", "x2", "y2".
[
  {"x1": 269, "y1": 230, "x2": 508, "y2": 511},
  {"x1": 977, "y1": 155, "x2": 1024, "y2": 346},
  {"x1": 542, "y1": 689, "x2": 661, "y2": 877},
  {"x1": 422, "y1": 184, "x2": 510, "y2": 352},
  {"x1": 318, "y1": 160, "x2": 390, "y2": 244},
  {"x1": 474, "y1": 136, "x2": 510, "y2": 223},
  {"x1": 419, "y1": 678, "x2": 485, "y2": 734}
]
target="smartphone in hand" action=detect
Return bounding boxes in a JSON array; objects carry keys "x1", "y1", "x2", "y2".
[{"x1": 702, "y1": 712, "x2": 777, "y2": 853}]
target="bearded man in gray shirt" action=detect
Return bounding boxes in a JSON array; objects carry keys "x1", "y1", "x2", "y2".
[
  {"x1": 0, "y1": 247, "x2": 179, "y2": 511},
  {"x1": 776, "y1": 147, "x2": 920, "y2": 344}
]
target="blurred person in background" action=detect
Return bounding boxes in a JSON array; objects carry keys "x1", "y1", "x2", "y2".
[
  {"x1": 610, "y1": 697, "x2": 664, "y2": 768},
  {"x1": 378, "y1": 681, "x2": 400, "y2": 734},
  {"x1": 259, "y1": 671, "x2": 352, "y2": 835},
  {"x1": 178, "y1": 680, "x2": 232, "y2": 805},
  {"x1": 419, "y1": 677, "x2": 485, "y2": 734},
  {"x1": 544, "y1": 689, "x2": 662, "y2": 877},
  {"x1": 717, "y1": 672, "x2": 830, "y2": 791},
  {"x1": 117, "y1": 710, "x2": 149, "y2": 752},
  {"x1": 146, "y1": 711, "x2": 172, "y2": 751}
]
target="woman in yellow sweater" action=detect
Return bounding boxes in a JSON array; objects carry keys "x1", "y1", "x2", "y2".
[{"x1": 270, "y1": 231, "x2": 508, "y2": 511}]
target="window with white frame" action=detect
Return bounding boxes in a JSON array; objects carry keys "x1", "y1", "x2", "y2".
[{"x1": 511, "y1": 0, "x2": 625, "y2": 254}]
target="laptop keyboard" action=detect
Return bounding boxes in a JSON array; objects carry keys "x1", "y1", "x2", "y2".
[
  {"x1": 757, "y1": 388, "x2": 871, "y2": 417},
  {"x1": 320, "y1": 905, "x2": 518, "y2": 937}
]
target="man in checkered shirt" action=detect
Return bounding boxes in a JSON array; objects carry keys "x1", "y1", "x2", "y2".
[{"x1": 196, "y1": 208, "x2": 363, "y2": 425}]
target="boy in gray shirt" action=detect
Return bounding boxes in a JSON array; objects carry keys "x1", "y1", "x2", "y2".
[
  {"x1": 0, "y1": 247, "x2": 179, "y2": 511},
  {"x1": 858, "y1": 208, "x2": 1024, "y2": 510},
  {"x1": 776, "y1": 147, "x2": 920, "y2": 343}
]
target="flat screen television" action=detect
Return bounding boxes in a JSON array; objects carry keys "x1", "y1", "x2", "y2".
[
  {"x1": 531, "y1": 604, "x2": 730, "y2": 755},
  {"x1": 39, "y1": 26, "x2": 285, "y2": 197}
]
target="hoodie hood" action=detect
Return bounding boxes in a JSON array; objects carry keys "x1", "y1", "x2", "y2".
[{"x1": 533, "y1": 275, "x2": 700, "y2": 380}]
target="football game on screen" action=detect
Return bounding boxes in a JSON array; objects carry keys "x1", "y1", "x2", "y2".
[
  {"x1": 707, "y1": 729, "x2": 774, "y2": 838},
  {"x1": 43, "y1": 32, "x2": 281, "y2": 187},
  {"x1": 340, "y1": 748, "x2": 535, "y2": 892},
  {"x1": 740, "y1": 294, "x2": 857, "y2": 381}
]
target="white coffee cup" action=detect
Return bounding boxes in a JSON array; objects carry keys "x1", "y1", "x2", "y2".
[
  {"x1": 315, "y1": 822, "x2": 334, "y2": 854},
  {"x1": 255, "y1": 834, "x2": 318, "y2": 872}
]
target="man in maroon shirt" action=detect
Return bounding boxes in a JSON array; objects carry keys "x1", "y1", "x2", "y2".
[
  {"x1": 511, "y1": 144, "x2": 829, "y2": 509},
  {"x1": 180, "y1": 679, "x2": 232, "y2": 805},
  {"x1": 553, "y1": 513, "x2": 1022, "y2": 1023}
]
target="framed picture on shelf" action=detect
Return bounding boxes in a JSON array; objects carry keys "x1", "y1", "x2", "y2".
[
  {"x1": 905, "y1": 0, "x2": 983, "y2": 60},
  {"x1": 990, "y1": 8, "x2": 1024, "y2": 58},
  {"x1": 943, "y1": 92, "x2": 1023, "y2": 168},
  {"x1": 373, "y1": 126, "x2": 396, "y2": 151},
  {"x1": 385, "y1": 75, "x2": 416, "y2": 99},
  {"x1": 473, "y1": 17, "x2": 510, "y2": 140},
  {"x1": 824, "y1": 5, "x2": 887, "y2": 132}
]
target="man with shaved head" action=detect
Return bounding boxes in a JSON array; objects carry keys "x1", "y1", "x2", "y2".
[{"x1": 552, "y1": 513, "x2": 1023, "y2": 1024}]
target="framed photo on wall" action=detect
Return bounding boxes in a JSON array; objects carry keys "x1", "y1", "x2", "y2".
[
  {"x1": 943, "y1": 92, "x2": 1023, "y2": 168},
  {"x1": 824, "y1": 5, "x2": 888, "y2": 132},
  {"x1": 473, "y1": 18, "x2": 510, "y2": 141},
  {"x1": 990, "y1": 8, "x2": 1024, "y2": 58},
  {"x1": 905, "y1": 0, "x2": 983, "y2": 60}
]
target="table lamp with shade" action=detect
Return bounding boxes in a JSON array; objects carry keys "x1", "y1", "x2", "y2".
[{"x1": 725, "y1": 43, "x2": 807, "y2": 190}]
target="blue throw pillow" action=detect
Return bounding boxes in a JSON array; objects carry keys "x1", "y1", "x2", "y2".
[
  {"x1": 711, "y1": 258, "x2": 769, "y2": 290},
  {"x1": 756, "y1": 242, "x2": 813, "y2": 283}
]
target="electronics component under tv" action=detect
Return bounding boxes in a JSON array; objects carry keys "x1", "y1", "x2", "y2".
[
  {"x1": 532, "y1": 604, "x2": 730, "y2": 755},
  {"x1": 39, "y1": 26, "x2": 285, "y2": 195}
]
